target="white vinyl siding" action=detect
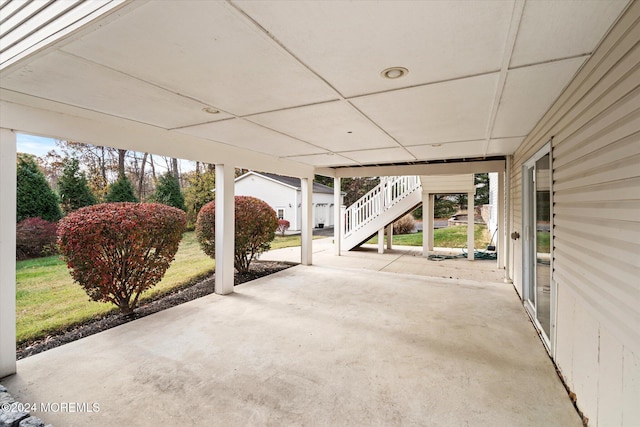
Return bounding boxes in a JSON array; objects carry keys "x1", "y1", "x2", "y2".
[{"x1": 510, "y1": 2, "x2": 640, "y2": 426}]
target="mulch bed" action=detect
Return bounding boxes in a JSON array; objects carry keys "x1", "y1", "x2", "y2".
[{"x1": 16, "y1": 261, "x2": 296, "y2": 360}]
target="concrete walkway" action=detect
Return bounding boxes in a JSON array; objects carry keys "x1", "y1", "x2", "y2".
[{"x1": 2, "y1": 241, "x2": 580, "y2": 426}]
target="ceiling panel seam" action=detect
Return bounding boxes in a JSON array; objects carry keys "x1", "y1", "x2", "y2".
[
  {"x1": 55, "y1": 50, "x2": 234, "y2": 121},
  {"x1": 345, "y1": 100, "x2": 417, "y2": 161},
  {"x1": 238, "y1": 117, "x2": 335, "y2": 154},
  {"x1": 239, "y1": 99, "x2": 341, "y2": 119},
  {"x1": 53, "y1": 51, "x2": 350, "y2": 158},
  {"x1": 227, "y1": 0, "x2": 344, "y2": 100},
  {"x1": 404, "y1": 137, "x2": 506, "y2": 148},
  {"x1": 344, "y1": 70, "x2": 499, "y2": 101},
  {"x1": 482, "y1": 0, "x2": 526, "y2": 157},
  {"x1": 508, "y1": 53, "x2": 593, "y2": 71},
  {"x1": 228, "y1": 0, "x2": 394, "y2": 165},
  {"x1": 0, "y1": 86, "x2": 212, "y2": 134}
]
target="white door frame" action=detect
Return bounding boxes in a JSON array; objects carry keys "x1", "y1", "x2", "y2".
[{"x1": 522, "y1": 142, "x2": 556, "y2": 355}]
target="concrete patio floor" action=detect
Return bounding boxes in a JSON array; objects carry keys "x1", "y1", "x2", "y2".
[
  {"x1": 263, "y1": 238, "x2": 507, "y2": 283},
  {"x1": 2, "y1": 241, "x2": 581, "y2": 426}
]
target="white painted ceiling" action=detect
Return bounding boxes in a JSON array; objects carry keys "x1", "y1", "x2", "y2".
[{"x1": 0, "y1": 0, "x2": 630, "y2": 169}]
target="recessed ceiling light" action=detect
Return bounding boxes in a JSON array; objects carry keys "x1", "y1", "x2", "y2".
[
  {"x1": 381, "y1": 67, "x2": 408, "y2": 79},
  {"x1": 202, "y1": 107, "x2": 220, "y2": 114}
]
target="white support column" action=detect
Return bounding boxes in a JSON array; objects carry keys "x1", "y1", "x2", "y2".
[
  {"x1": 301, "y1": 177, "x2": 313, "y2": 266},
  {"x1": 215, "y1": 164, "x2": 235, "y2": 295},
  {"x1": 497, "y1": 171, "x2": 505, "y2": 269},
  {"x1": 467, "y1": 191, "x2": 475, "y2": 260},
  {"x1": 422, "y1": 192, "x2": 430, "y2": 257},
  {"x1": 333, "y1": 177, "x2": 341, "y2": 256},
  {"x1": 386, "y1": 224, "x2": 393, "y2": 250},
  {"x1": 378, "y1": 228, "x2": 385, "y2": 254},
  {"x1": 427, "y1": 194, "x2": 435, "y2": 251},
  {"x1": 0, "y1": 128, "x2": 17, "y2": 377}
]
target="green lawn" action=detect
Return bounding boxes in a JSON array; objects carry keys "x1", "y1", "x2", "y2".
[
  {"x1": 270, "y1": 234, "x2": 325, "y2": 249},
  {"x1": 537, "y1": 231, "x2": 551, "y2": 253},
  {"x1": 367, "y1": 224, "x2": 491, "y2": 249},
  {"x1": 16, "y1": 232, "x2": 213, "y2": 343},
  {"x1": 16, "y1": 231, "x2": 308, "y2": 344}
]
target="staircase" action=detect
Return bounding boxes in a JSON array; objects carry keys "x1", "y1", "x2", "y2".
[{"x1": 342, "y1": 176, "x2": 422, "y2": 251}]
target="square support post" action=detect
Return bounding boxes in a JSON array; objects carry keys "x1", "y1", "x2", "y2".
[
  {"x1": 301, "y1": 177, "x2": 313, "y2": 266},
  {"x1": 333, "y1": 177, "x2": 341, "y2": 256},
  {"x1": 497, "y1": 171, "x2": 505, "y2": 269},
  {"x1": 422, "y1": 192, "x2": 434, "y2": 257},
  {"x1": 215, "y1": 164, "x2": 235, "y2": 295},
  {"x1": 386, "y1": 224, "x2": 393, "y2": 250},
  {"x1": 378, "y1": 228, "x2": 385, "y2": 254},
  {"x1": 422, "y1": 192, "x2": 429, "y2": 257},
  {"x1": 467, "y1": 191, "x2": 475, "y2": 260},
  {"x1": 427, "y1": 194, "x2": 434, "y2": 250},
  {"x1": 0, "y1": 128, "x2": 17, "y2": 377}
]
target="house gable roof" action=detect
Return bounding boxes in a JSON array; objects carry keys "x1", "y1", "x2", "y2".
[{"x1": 236, "y1": 171, "x2": 336, "y2": 194}]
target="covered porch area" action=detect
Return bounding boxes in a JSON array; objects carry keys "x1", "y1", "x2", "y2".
[{"x1": 3, "y1": 249, "x2": 580, "y2": 426}]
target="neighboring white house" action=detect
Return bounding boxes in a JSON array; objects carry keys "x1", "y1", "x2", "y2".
[{"x1": 235, "y1": 171, "x2": 343, "y2": 230}]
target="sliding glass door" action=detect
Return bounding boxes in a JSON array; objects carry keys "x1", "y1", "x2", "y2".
[{"x1": 523, "y1": 145, "x2": 552, "y2": 348}]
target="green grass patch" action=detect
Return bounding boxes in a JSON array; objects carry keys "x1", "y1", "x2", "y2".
[
  {"x1": 16, "y1": 231, "x2": 213, "y2": 344},
  {"x1": 270, "y1": 234, "x2": 326, "y2": 250},
  {"x1": 16, "y1": 231, "x2": 326, "y2": 344},
  {"x1": 367, "y1": 225, "x2": 491, "y2": 249},
  {"x1": 537, "y1": 231, "x2": 551, "y2": 253}
]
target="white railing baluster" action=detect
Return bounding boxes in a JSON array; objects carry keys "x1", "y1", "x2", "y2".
[{"x1": 343, "y1": 175, "x2": 421, "y2": 238}]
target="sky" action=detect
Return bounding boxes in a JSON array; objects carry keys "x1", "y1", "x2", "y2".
[
  {"x1": 16, "y1": 132, "x2": 195, "y2": 173},
  {"x1": 16, "y1": 133, "x2": 58, "y2": 157}
]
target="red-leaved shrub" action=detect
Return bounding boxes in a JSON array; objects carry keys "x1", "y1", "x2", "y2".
[
  {"x1": 57, "y1": 203, "x2": 186, "y2": 315},
  {"x1": 277, "y1": 219, "x2": 290, "y2": 236},
  {"x1": 16, "y1": 217, "x2": 58, "y2": 260},
  {"x1": 196, "y1": 196, "x2": 277, "y2": 273}
]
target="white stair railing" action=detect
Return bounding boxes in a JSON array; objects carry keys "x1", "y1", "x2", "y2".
[{"x1": 343, "y1": 176, "x2": 420, "y2": 238}]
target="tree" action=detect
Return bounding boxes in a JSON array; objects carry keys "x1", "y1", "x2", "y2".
[
  {"x1": 184, "y1": 167, "x2": 216, "y2": 226},
  {"x1": 58, "y1": 157, "x2": 97, "y2": 214},
  {"x1": 434, "y1": 196, "x2": 457, "y2": 218},
  {"x1": 150, "y1": 172, "x2": 186, "y2": 211},
  {"x1": 196, "y1": 196, "x2": 278, "y2": 273},
  {"x1": 57, "y1": 203, "x2": 186, "y2": 316},
  {"x1": 17, "y1": 154, "x2": 62, "y2": 222},
  {"x1": 341, "y1": 177, "x2": 380, "y2": 206},
  {"x1": 452, "y1": 174, "x2": 490, "y2": 210},
  {"x1": 475, "y1": 173, "x2": 490, "y2": 205},
  {"x1": 117, "y1": 149, "x2": 127, "y2": 177},
  {"x1": 105, "y1": 174, "x2": 139, "y2": 202},
  {"x1": 43, "y1": 141, "x2": 119, "y2": 200},
  {"x1": 136, "y1": 152, "x2": 149, "y2": 199},
  {"x1": 314, "y1": 175, "x2": 334, "y2": 188}
]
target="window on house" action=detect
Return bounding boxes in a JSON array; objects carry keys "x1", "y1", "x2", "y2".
[{"x1": 277, "y1": 209, "x2": 284, "y2": 219}]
